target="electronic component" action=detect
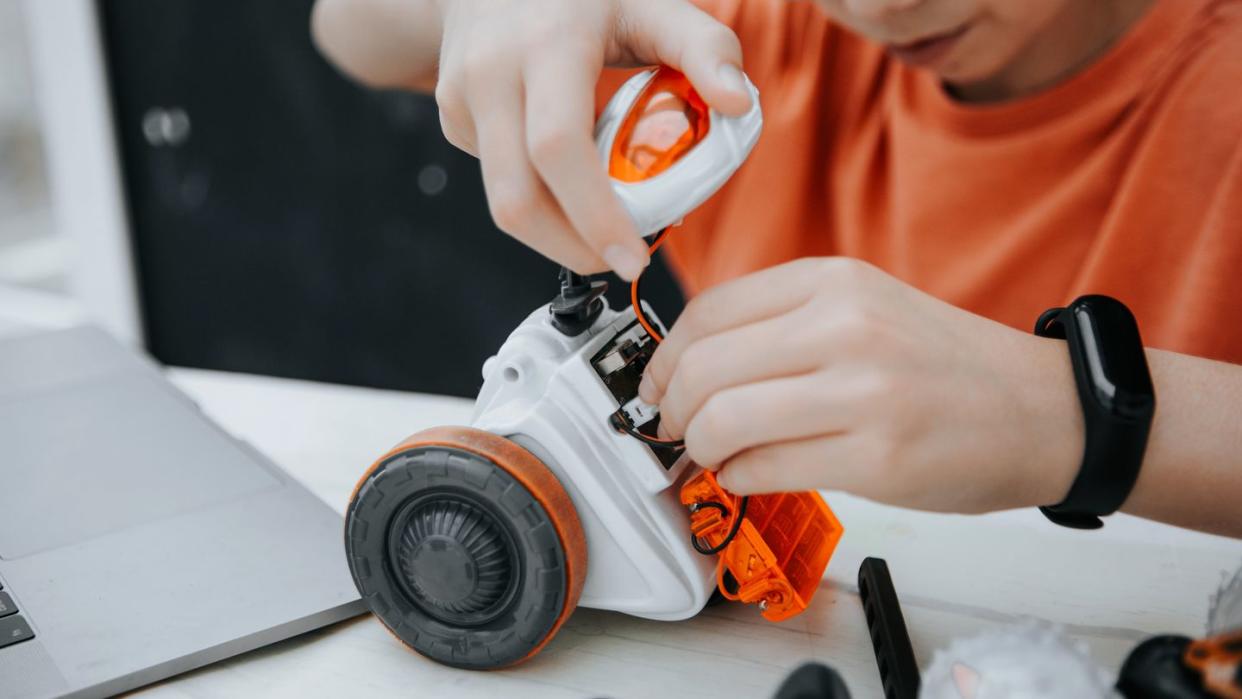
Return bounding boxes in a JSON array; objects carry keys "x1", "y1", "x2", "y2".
[
  {"x1": 858, "y1": 557, "x2": 920, "y2": 699},
  {"x1": 550, "y1": 267, "x2": 608, "y2": 337},
  {"x1": 680, "y1": 470, "x2": 842, "y2": 622},
  {"x1": 591, "y1": 318, "x2": 658, "y2": 405},
  {"x1": 591, "y1": 318, "x2": 682, "y2": 468}
]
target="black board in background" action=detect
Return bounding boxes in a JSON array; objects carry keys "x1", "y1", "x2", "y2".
[{"x1": 97, "y1": 0, "x2": 684, "y2": 398}]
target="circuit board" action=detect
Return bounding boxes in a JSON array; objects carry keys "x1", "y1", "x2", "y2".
[{"x1": 590, "y1": 319, "x2": 679, "y2": 469}]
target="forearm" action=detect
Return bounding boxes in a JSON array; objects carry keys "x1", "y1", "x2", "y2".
[
  {"x1": 311, "y1": 0, "x2": 443, "y2": 92},
  {"x1": 1117, "y1": 348, "x2": 1242, "y2": 537}
]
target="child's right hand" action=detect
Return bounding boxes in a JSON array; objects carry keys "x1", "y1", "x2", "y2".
[{"x1": 429, "y1": 0, "x2": 753, "y2": 280}]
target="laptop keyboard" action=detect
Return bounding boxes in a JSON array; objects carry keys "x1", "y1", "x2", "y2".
[{"x1": 0, "y1": 579, "x2": 35, "y2": 649}]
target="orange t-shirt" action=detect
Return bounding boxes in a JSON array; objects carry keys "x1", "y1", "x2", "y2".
[{"x1": 599, "y1": 0, "x2": 1242, "y2": 363}]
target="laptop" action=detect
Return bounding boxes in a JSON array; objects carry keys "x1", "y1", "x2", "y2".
[{"x1": 0, "y1": 325, "x2": 364, "y2": 698}]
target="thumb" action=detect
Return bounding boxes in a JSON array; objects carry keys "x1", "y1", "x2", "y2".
[{"x1": 619, "y1": 0, "x2": 753, "y2": 116}]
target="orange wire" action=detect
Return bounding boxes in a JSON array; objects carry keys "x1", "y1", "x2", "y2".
[
  {"x1": 627, "y1": 226, "x2": 682, "y2": 448},
  {"x1": 630, "y1": 226, "x2": 749, "y2": 559},
  {"x1": 631, "y1": 228, "x2": 672, "y2": 343}
]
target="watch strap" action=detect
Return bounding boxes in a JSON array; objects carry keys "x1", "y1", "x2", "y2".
[{"x1": 1034, "y1": 297, "x2": 1154, "y2": 529}]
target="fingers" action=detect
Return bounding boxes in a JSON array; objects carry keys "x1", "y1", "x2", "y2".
[
  {"x1": 620, "y1": 0, "x2": 753, "y2": 115},
  {"x1": 523, "y1": 42, "x2": 651, "y2": 281},
  {"x1": 655, "y1": 312, "x2": 822, "y2": 438},
  {"x1": 681, "y1": 372, "x2": 861, "y2": 468},
  {"x1": 471, "y1": 82, "x2": 607, "y2": 274},
  {"x1": 716, "y1": 434, "x2": 867, "y2": 495},
  {"x1": 432, "y1": 0, "x2": 754, "y2": 277},
  {"x1": 640, "y1": 259, "x2": 825, "y2": 402},
  {"x1": 435, "y1": 80, "x2": 479, "y2": 156}
]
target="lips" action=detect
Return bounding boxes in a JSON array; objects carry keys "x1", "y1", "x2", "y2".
[{"x1": 887, "y1": 23, "x2": 971, "y2": 68}]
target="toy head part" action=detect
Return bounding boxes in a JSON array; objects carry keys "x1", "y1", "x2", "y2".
[
  {"x1": 608, "y1": 69, "x2": 710, "y2": 183},
  {"x1": 595, "y1": 65, "x2": 762, "y2": 237}
]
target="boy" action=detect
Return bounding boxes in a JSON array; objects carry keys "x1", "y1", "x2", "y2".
[{"x1": 312, "y1": 0, "x2": 1242, "y2": 537}]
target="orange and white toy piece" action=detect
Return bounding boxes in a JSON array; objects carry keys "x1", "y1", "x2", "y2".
[
  {"x1": 595, "y1": 66, "x2": 763, "y2": 237},
  {"x1": 681, "y1": 471, "x2": 843, "y2": 622}
]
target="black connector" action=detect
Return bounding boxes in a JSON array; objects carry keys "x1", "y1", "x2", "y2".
[
  {"x1": 689, "y1": 496, "x2": 749, "y2": 556},
  {"x1": 549, "y1": 267, "x2": 608, "y2": 336},
  {"x1": 858, "y1": 557, "x2": 921, "y2": 699}
]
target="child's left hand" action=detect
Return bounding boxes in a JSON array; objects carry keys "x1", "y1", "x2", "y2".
[{"x1": 638, "y1": 257, "x2": 1082, "y2": 514}]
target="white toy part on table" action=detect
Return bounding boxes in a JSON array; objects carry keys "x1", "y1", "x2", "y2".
[{"x1": 473, "y1": 301, "x2": 716, "y2": 620}]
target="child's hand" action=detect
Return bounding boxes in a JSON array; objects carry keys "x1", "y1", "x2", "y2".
[
  {"x1": 638, "y1": 258, "x2": 1083, "y2": 514},
  {"x1": 432, "y1": 0, "x2": 753, "y2": 280}
]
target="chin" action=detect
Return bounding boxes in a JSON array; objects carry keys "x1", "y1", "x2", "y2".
[{"x1": 933, "y1": 53, "x2": 1010, "y2": 95}]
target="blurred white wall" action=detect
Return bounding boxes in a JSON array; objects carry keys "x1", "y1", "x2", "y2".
[
  {"x1": 0, "y1": 2, "x2": 62, "y2": 290},
  {"x1": 0, "y1": 1, "x2": 77, "y2": 329}
]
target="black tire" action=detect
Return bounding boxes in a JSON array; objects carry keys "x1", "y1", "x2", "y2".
[{"x1": 345, "y1": 432, "x2": 584, "y2": 669}]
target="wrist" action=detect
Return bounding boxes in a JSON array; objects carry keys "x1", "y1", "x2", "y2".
[{"x1": 1014, "y1": 335, "x2": 1084, "y2": 509}]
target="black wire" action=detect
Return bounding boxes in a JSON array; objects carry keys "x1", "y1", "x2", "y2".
[
  {"x1": 623, "y1": 424, "x2": 685, "y2": 449},
  {"x1": 610, "y1": 410, "x2": 685, "y2": 449},
  {"x1": 691, "y1": 495, "x2": 750, "y2": 555}
]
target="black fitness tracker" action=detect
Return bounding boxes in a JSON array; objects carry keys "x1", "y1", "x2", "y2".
[{"x1": 1033, "y1": 295, "x2": 1155, "y2": 529}]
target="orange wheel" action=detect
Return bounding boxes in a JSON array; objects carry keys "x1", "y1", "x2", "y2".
[{"x1": 344, "y1": 426, "x2": 586, "y2": 669}]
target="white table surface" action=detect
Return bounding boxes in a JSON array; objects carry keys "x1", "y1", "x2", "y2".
[{"x1": 79, "y1": 364, "x2": 1235, "y2": 699}]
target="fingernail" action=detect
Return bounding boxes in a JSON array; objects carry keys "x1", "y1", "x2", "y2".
[
  {"x1": 716, "y1": 470, "x2": 733, "y2": 490},
  {"x1": 603, "y1": 244, "x2": 647, "y2": 282},
  {"x1": 717, "y1": 63, "x2": 748, "y2": 97}
]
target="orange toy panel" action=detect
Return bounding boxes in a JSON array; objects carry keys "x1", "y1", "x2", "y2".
[
  {"x1": 680, "y1": 471, "x2": 843, "y2": 622},
  {"x1": 608, "y1": 68, "x2": 710, "y2": 183}
]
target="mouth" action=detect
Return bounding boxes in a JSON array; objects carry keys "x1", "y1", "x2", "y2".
[{"x1": 886, "y1": 22, "x2": 972, "y2": 68}]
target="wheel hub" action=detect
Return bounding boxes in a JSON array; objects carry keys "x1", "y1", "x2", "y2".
[{"x1": 392, "y1": 495, "x2": 517, "y2": 624}]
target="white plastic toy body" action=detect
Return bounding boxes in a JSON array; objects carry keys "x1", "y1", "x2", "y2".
[
  {"x1": 595, "y1": 68, "x2": 763, "y2": 237},
  {"x1": 472, "y1": 301, "x2": 716, "y2": 619}
]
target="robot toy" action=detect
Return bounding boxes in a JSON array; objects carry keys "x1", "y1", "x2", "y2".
[{"x1": 343, "y1": 67, "x2": 844, "y2": 669}]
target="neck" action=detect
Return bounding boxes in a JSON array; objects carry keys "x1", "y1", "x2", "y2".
[{"x1": 950, "y1": 0, "x2": 1157, "y2": 103}]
